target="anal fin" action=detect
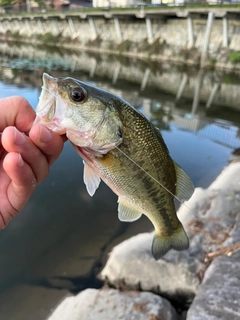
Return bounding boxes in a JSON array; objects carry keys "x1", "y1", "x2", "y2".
[{"x1": 118, "y1": 198, "x2": 142, "y2": 222}]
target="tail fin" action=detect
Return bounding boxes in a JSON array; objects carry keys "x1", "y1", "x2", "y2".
[{"x1": 151, "y1": 225, "x2": 189, "y2": 260}]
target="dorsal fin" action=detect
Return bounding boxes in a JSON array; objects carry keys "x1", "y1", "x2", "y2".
[
  {"x1": 153, "y1": 125, "x2": 194, "y2": 201},
  {"x1": 152, "y1": 125, "x2": 170, "y2": 154},
  {"x1": 174, "y1": 161, "x2": 194, "y2": 201}
]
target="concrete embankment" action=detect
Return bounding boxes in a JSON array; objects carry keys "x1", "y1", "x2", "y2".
[
  {"x1": 1, "y1": 42, "x2": 240, "y2": 112},
  {"x1": 1, "y1": 8, "x2": 240, "y2": 70},
  {"x1": 47, "y1": 159, "x2": 240, "y2": 320}
]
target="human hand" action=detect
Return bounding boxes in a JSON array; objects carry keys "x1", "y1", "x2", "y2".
[{"x1": 0, "y1": 96, "x2": 65, "y2": 229}]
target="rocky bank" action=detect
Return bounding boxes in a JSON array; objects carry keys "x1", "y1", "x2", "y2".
[{"x1": 46, "y1": 160, "x2": 240, "y2": 320}]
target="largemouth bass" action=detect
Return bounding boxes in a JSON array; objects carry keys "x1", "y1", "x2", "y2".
[{"x1": 34, "y1": 73, "x2": 194, "y2": 260}]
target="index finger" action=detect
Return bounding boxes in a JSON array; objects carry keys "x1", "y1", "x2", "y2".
[{"x1": 0, "y1": 96, "x2": 35, "y2": 132}]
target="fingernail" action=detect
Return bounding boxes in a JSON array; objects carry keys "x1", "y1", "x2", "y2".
[
  {"x1": 40, "y1": 124, "x2": 52, "y2": 143},
  {"x1": 14, "y1": 127, "x2": 26, "y2": 145},
  {"x1": 18, "y1": 154, "x2": 24, "y2": 167}
]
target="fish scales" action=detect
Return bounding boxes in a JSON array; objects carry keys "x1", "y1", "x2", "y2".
[
  {"x1": 34, "y1": 73, "x2": 195, "y2": 260},
  {"x1": 94, "y1": 100, "x2": 179, "y2": 233}
]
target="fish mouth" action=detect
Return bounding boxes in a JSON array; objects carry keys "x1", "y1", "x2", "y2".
[
  {"x1": 33, "y1": 73, "x2": 66, "y2": 134},
  {"x1": 42, "y1": 72, "x2": 58, "y2": 90}
]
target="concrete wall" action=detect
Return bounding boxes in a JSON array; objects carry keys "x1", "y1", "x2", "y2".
[
  {"x1": 1, "y1": 40, "x2": 240, "y2": 111},
  {"x1": 1, "y1": 10, "x2": 240, "y2": 69}
]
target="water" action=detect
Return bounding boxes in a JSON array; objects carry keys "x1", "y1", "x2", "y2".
[{"x1": 0, "y1": 44, "x2": 240, "y2": 320}]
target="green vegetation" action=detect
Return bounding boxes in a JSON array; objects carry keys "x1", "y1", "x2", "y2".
[
  {"x1": 118, "y1": 40, "x2": 132, "y2": 55},
  {"x1": 0, "y1": 0, "x2": 14, "y2": 5},
  {"x1": 229, "y1": 51, "x2": 240, "y2": 64}
]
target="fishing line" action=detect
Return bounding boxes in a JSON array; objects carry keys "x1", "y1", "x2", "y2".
[
  {"x1": 113, "y1": 143, "x2": 201, "y2": 219},
  {"x1": 39, "y1": 82, "x2": 202, "y2": 223},
  {"x1": 113, "y1": 144, "x2": 183, "y2": 202},
  {"x1": 40, "y1": 84, "x2": 200, "y2": 219},
  {"x1": 41, "y1": 86, "x2": 57, "y2": 97},
  {"x1": 40, "y1": 86, "x2": 57, "y2": 105}
]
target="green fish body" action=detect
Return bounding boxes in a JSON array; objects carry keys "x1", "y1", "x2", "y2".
[{"x1": 34, "y1": 73, "x2": 194, "y2": 260}]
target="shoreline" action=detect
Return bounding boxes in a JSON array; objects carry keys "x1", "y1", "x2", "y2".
[
  {"x1": 48, "y1": 159, "x2": 240, "y2": 320},
  {"x1": 1, "y1": 35, "x2": 240, "y2": 72}
]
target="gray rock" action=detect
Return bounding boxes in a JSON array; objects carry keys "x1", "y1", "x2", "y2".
[
  {"x1": 100, "y1": 232, "x2": 204, "y2": 303},
  {"x1": 187, "y1": 251, "x2": 240, "y2": 320},
  {"x1": 184, "y1": 163, "x2": 240, "y2": 319},
  {"x1": 47, "y1": 288, "x2": 180, "y2": 320},
  {"x1": 100, "y1": 163, "x2": 240, "y2": 306}
]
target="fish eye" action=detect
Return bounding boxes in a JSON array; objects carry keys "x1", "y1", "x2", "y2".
[{"x1": 69, "y1": 87, "x2": 87, "y2": 103}]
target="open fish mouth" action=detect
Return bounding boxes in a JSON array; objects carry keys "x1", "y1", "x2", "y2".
[{"x1": 34, "y1": 73, "x2": 122, "y2": 151}]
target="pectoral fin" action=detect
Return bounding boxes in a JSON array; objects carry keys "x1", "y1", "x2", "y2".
[
  {"x1": 174, "y1": 161, "x2": 194, "y2": 201},
  {"x1": 118, "y1": 198, "x2": 142, "y2": 222},
  {"x1": 83, "y1": 161, "x2": 101, "y2": 196}
]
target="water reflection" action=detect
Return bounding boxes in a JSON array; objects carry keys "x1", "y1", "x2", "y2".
[
  {"x1": 0, "y1": 43, "x2": 240, "y2": 320},
  {"x1": 1, "y1": 43, "x2": 240, "y2": 183}
]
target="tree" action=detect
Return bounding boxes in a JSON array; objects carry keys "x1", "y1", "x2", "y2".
[{"x1": 0, "y1": 0, "x2": 15, "y2": 6}]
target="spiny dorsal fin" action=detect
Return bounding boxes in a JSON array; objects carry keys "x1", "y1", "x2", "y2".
[
  {"x1": 118, "y1": 198, "x2": 142, "y2": 222},
  {"x1": 174, "y1": 161, "x2": 194, "y2": 201},
  {"x1": 83, "y1": 161, "x2": 101, "y2": 196}
]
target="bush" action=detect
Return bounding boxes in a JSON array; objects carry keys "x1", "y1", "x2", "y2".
[{"x1": 229, "y1": 51, "x2": 240, "y2": 64}]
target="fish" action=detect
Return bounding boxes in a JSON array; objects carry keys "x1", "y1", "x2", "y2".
[{"x1": 34, "y1": 72, "x2": 194, "y2": 260}]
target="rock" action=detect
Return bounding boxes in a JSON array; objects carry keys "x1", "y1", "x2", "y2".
[
  {"x1": 47, "y1": 288, "x2": 180, "y2": 320},
  {"x1": 100, "y1": 232, "x2": 204, "y2": 304},
  {"x1": 186, "y1": 251, "x2": 240, "y2": 320},
  {"x1": 100, "y1": 163, "x2": 240, "y2": 307},
  {"x1": 182, "y1": 163, "x2": 240, "y2": 319},
  {"x1": 178, "y1": 162, "x2": 240, "y2": 256}
]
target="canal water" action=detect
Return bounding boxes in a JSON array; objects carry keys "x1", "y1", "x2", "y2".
[{"x1": 0, "y1": 44, "x2": 240, "y2": 320}]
